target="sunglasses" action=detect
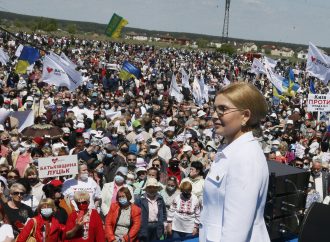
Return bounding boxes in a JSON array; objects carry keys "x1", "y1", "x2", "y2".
[
  {"x1": 0, "y1": 170, "x2": 8, "y2": 173},
  {"x1": 76, "y1": 201, "x2": 88, "y2": 205},
  {"x1": 8, "y1": 175, "x2": 18, "y2": 179},
  {"x1": 152, "y1": 164, "x2": 160, "y2": 168},
  {"x1": 12, "y1": 192, "x2": 25, "y2": 196}
]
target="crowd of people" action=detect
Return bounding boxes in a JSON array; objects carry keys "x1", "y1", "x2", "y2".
[{"x1": 0, "y1": 30, "x2": 329, "y2": 242}]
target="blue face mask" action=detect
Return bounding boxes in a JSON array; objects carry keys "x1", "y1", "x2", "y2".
[
  {"x1": 106, "y1": 153, "x2": 113, "y2": 158},
  {"x1": 114, "y1": 175, "x2": 125, "y2": 184},
  {"x1": 118, "y1": 197, "x2": 128, "y2": 206},
  {"x1": 41, "y1": 208, "x2": 53, "y2": 218},
  {"x1": 156, "y1": 139, "x2": 163, "y2": 145}
]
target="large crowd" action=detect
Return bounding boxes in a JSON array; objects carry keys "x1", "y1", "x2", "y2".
[{"x1": 0, "y1": 30, "x2": 329, "y2": 242}]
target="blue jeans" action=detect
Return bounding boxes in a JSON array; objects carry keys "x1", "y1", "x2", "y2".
[{"x1": 171, "y1": 231, "x2": 193, "y2": 241}]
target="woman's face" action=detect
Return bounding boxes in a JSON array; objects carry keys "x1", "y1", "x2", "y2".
[
  {"x1": 189, "y1": 167, "x2": 199, "y2": 178},
  {"x1": 117, "y1": 191, "x2": 127, "y2": 200},
  {"x1": 167, "y1": 180, "x2": 176, "y2": 188},
  {"x1": 11, "y1": 188, "x2": 25, "y2": 202},
  {"x1": 213, "y1": 94, "x2": 248, "y2": 143}
]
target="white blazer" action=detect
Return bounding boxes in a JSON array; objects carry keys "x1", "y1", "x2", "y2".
[
  {"x1": 200, "y1": 132, "x2": 270, "y2": 242},
  {"x1": 101, "y1": 182, "x2": 134, "y2": 216}
]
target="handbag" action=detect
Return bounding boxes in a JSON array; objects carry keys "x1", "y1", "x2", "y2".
[{"x1": 16, "y1": 218, "x2": 37, "y2": 242}]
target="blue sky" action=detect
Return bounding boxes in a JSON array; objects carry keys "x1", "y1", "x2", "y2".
[{"x1": 1, "y1": 0, "x2": 330, "y2": 47}]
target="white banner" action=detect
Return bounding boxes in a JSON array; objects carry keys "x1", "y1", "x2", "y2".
[
  {"x1": 170, "y1": 74, "x2": 184, "y2": 103},
  {"x1": 306, "y1": 42, "x2": 330, "y2": 84},
  {"x1": 251, "y1": 58, "x2": 266, "y2": 74},
  {"x1": 38, "y1": 155, "x2": 78, "y2": 178},
  {"x1": 307, "y1": 94, "x2": 330, "y2": 112},
  {"x1": 264, "y1": 59, "x2": 286, "y2": 93},
  {"x1": 0, "y1": 48, "x2": 9, "y2": 65}
]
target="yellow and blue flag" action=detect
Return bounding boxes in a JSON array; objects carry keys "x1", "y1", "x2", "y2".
[
  {"x1": 273, "y1": 86, "x2": 286, "y2": 101},
  {"x1": 119, "y1": 61, "x2": 141, "y2": 81},
  {"x1": 105, "y1": 13, "x2": 128, "y2": 38},
  {"x1": 16, "y1": 46, "x2": 39, "y2": 74},
  {"x1": 282, "y1": 69, "x2": 300, "y2": 96}
]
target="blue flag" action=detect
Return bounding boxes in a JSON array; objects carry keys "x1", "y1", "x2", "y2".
[
  {"x1": 309, "y1": 80, "x2": 316, "y2": 94},
  {"x1": 121, "y1": 61, "x2": 141, "y2": 78}
]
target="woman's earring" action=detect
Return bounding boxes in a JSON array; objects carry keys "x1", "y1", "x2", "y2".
[{"x1": 242, "y1": 123, "x2": 246, "y2": 127}]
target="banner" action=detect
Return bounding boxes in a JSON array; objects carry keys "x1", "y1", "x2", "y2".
[
  {"x1": 251, "y1": 58, "x2": 266, "y2": 74},
  {"x1": 307, "y1": 94, "x2": 330, "y2": 112},
  {"x1": 0, "y1": 48, "x2": 9, "y2": 65},
  {"x1": 60, "y1": 52, "x2": 77, "y2": 69},
  {"x1": 105, "y1": 13, "x2": 128, "y2": 38},
  {"x1": 38, "y1": 155, "x2": 78, "y2": 178},
  {"x1": 264, "y1": 58, "x2": 286, "y2": 93},
  {"x1": 306, "y1": 42, "x2": 330, "y2": 84}
]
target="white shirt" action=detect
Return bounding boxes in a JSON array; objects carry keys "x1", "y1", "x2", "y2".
[
  {"x1": 62, "y1": 177, "x2": 101, "y2": 210},
  {"x1": 0, "y1": 224, "x2": 14, "y2": 242},
  {"x1": 200, "y1": 132, "x2": 270, "y2": 242}
]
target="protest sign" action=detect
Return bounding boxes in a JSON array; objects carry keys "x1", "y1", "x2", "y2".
[
  {"x1": 38, "y1": 155, "x2": 78, "y2": 178},
  {"x1": 307, "y1": 94, "x2": 330, "y2": 112}
]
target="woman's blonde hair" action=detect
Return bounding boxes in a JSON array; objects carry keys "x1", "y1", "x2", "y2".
[
  {"x1": 74, "y1": 191, "x2": 90, "y2": 202},
  {"x1": 37, "y1": 198, "x2": 56, "y2": 213},
  {"x1": 24, "y1": 166, "x2": 38, "y2": 178},
  {"x1": 180, "y1": 181, "x2": 192, "y2": 192},
  {"x1": 9, "y1": 183, "x2": 26, "y2": 194},
  {"x1": 218, "y1": 82, "x2": 268, "y2": 129}
]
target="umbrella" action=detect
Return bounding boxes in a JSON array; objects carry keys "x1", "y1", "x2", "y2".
[{"x1": 21, "y1": 124, "x2": 63, "y2": 140}]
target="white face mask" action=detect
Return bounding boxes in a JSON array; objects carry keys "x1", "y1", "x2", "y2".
[
  {"x1": 80, "y1": 173, "x2": 89, "y2": 181},
  {"x1": 41, "y1": 208, "x2": 53, "y2": 218}
]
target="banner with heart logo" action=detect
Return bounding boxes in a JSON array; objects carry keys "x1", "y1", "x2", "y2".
[{"x1": 38, "y1": 155, "x2": 78, "y2": 178}]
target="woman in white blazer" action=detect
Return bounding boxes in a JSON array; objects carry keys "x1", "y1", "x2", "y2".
[{"x1": 200, "y1": 83, "x2": 270, "y2": 242}]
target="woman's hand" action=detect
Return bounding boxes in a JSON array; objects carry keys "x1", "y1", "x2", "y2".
[
  {"x1": 192, "y1": 227, "x2": 199, "y2": 235},
  {"x1": 75, "y1": 217, "x2": 84, "y2": 228},
  {"x1": 166, "y1": 223, "x2": 172, "y2": 236}
]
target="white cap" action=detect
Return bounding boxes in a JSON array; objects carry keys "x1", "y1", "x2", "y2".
[
  {"x1": 287, "y1": 120, "x2": 294, "y2": 125},
  {"x1": 294, "y1": 108, "x2": 300, "y2": 113},
  {"x1": 197, "y1": 110, "x2": 206, "y2": 118},
  {"x1": 26, "y1": 96, "x2": 34, "y2": 101},
  {"x1": 270, "y1": 113, "x2": 277, "y2": 118},
  {"x1": 182, "y1": 145, "x2": 193, "y2": 152}
]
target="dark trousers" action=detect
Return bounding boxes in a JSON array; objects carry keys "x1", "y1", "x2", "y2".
[{"x1": 140, "y1": 222, "x2": 159, "y2": 242}]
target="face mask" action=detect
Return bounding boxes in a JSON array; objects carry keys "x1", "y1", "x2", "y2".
[
  {"x1": 41, "y1": 208, "x2": 53, "y2": 218},
  {"x1": 78, "y1": 203, "x2": 89, "y2": 211},
  {"x1": 126, "y1": 180, "x2": 133, "y2": 185},
  {"x1": 106, "y1": 153, "x2": 113, "y2": 158},
  {"x1": 96, "y1": 168, "x2": 104, "y2": 174},
  {"x1": 78, "y1": 103, "x2": 84, "y2": 109},
  {"x1": 207, "y1": 147, "x2": 215, "y2": 152},
  {"x1": 29, "y1": 178, "x2": 39, "y2": 185},
  {"x1": 26, "y1": 103, "x2": 33, "y2": 108},
  {"x1": 31, "y1": 143, "x2": 36, "y2": 148},
  {"x1": 166, "y1": 186, "x2": 176, "y2": 192},
  {"x1": 181, "y1": 160, "x2": 188, "y2": 168},
  {"x1": 136, "y1": 128, "x2": 142, "y2": 134},
  {"x1": 182, "y1": 192, "x2": 191, "y2": 199},
  {"x1": 19, "y1": 147, "x2": 26, "y2": 153},
  {"x1": 312, "y1": 170, "x2": 321, "y2": 178},
  {"x1": 149, "y1": 148, "x2": 157, "y2": 155},
  {"x1": 104, "y1": 104, "x2": 110, "y2": 109},
  {"x1": 120, "y1": 147, "x2": 129, "y2": 153},
  {"x1": 119, "y1": 197, "x2": 129, "y2": 206},
  {"x1": 156, "y1": 139, "x2": 163, "y2": 145},
  {"x1": 128, "y1": 163, "x2": 136, "y2": 170},
  {"x1": 80, "y1": 173, "x2": 89, "y2": 181},
  {"x1": 7, "y1": 179, "x2": 16, "y2": 187},
  {"x1": 100, "y1": 114, "x2": 105, "y2": 119},
  {"x1": 193, "y1": 150, "x2": 201, "y2": 155},
  {"x1": 11, "y1": 142, "x2": 19, "y2": 148},
  {"x1": 303, "y1": 165, "x2": 310, "y2": 169},
  {"x1": 112, "y1": 134, "x2": 118, "y2": 138},
  {"x1": 193, "y1": 126, "x2": 199, "y2": 130},
  {"x1": 114, "y1": 175, "x2": 125, "y2": 184},
  {"x1": 146, "y1": 191, "x2": 157, "y2": 198}
]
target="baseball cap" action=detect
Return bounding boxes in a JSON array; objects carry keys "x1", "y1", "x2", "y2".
[{"x1": 132, "y1": 120, "x2": 141, "y2": 128}]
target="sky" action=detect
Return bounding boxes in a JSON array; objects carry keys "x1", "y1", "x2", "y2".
[{"x1": 1, "y1": 0, "x2": 330, "y2": 47}]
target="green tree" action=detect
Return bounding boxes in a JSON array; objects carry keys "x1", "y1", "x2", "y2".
[
  {"x1": 67, "y1": 24, "x2": 77, "y2": 34},
  {"x1": 196, "y1": 38, "x2": 209, "y2": 48},
  {"x1": 217, "y1": 43, "x2": 236, "y2": 55},
  {"x1": 14, "y1": 19, "x2": 23, "y2": 28}
]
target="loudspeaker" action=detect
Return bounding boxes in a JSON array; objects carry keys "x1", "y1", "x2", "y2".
[
  {"x1": 298, "y1": 203, "x2": 330, "y2": 242},
  {"x1": 265, "y1": 161, "x2": 310, "y2": 241},
  {"x1": 267, "y1": 161, "x2": 310, "y2": 196}
]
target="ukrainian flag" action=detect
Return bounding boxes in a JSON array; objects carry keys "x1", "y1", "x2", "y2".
[
  {"x1": 273, "y1": 86, "x2": 286, "y2": 101},
  {"x1": 282, "y1": 69, "x2": 300, "y2": 96},
  {"x1": 105, "y1": 13, "x2": 128, "y2": 38},
  {"x1": 119, "y1": 61, "x2": 141, "y2": 81},
  {"x1": 16, "y1": 46, "x2": 40, "y2": 74}
]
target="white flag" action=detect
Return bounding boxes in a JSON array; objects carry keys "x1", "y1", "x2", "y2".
[
  {"x1": 263, "y1": 56, "x2": 277, "y2": 69},
  {"x1": 15, "y1": 44, "x2": 24, "y2": 57},
  {"x1": 42, "y1": 55, "x2": 80, "y2": 90},
  {"x1": 306, "y1": 42, "x2": 330, "y2": 84},
  {"x1": 170, "y1": 74, "x2": 184, "y2": 103},
  {"x1": 0, "y1": 48, "x2": 9, "y2": 65},
  {"x1": 223, "y1": 76, "x2": 231, "y2": 86},
  {"x1": 47, "y1": 52, "x2": 83, "y2": 89},
  {"x1": 251, "y1": 58, "x2": 266, "y2": 74},
  {"x1": 203, "y1": 84, "x2": 209, "y2": 103},
  {"x1": 180, "y1": 68, "x2": 191, "y2": 90},
  {"x1": 60, "y1": 52, "x2": 77, "y2": 69},
  {"x1": 192, "y1": 77, "x2": 203, "y2": 106},
  {"x1": 264, "y1": 58, "x2": 285, "y2": 92}
]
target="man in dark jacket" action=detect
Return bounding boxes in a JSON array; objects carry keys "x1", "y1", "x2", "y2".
[
  {"x1": 103, "y1": 144, "x2": 127, "y2": 182},
  {"x1": 135, "y1": 178, "x2": 167, "y2": 242}
]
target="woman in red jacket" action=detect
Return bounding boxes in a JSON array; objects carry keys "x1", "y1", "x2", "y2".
[
  {"x1": 105, "y1": 187, "x2": 141, "y2": 242},
  {"x1": 16, "y1": 198, "x2": 65, "y2": 242},
  {"x1": 65, "y1": 191, "x2": 104, "y2": 242}
]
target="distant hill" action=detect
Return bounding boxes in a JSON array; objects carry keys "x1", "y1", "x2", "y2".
[{"x1": 1, "y1": 10, "x2": 329, "y2": 53}]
